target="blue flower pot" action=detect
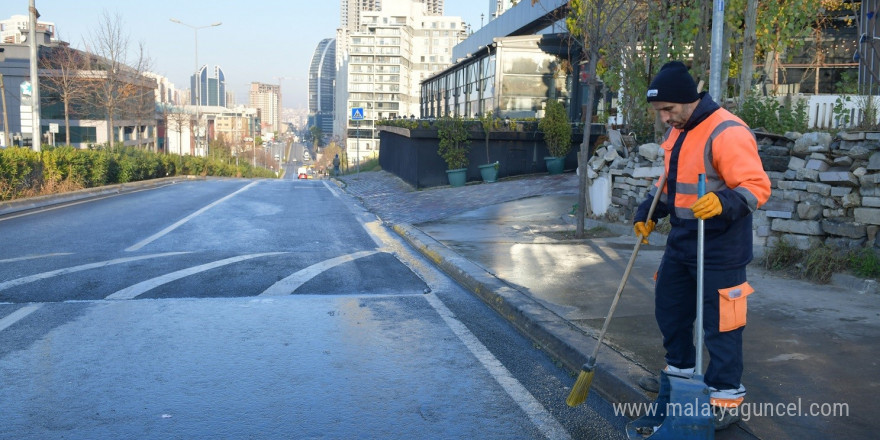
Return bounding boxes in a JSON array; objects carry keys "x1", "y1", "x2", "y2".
[
  {"x1": 446, "y1": 168, "x2": 467, "y2": 187},
  {"x1": 545, "y1": 156, "x2": 565, "y2": 175},
  {"x1": 479, "y1": 162, "x2": 499, "y2": 183}
]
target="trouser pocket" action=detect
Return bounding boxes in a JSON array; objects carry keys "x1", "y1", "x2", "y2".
[{"x1": 718, "y1": 282, "x2": 754, "y2": 332}]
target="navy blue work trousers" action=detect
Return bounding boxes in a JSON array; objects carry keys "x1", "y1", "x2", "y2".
[{"x1": 654, "y1": 255, "x2": 746, "y2": 391}]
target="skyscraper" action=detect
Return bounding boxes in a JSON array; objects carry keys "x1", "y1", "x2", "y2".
[
  {"x1": 249, "y1": 82, "x2": 281, "y2": 135},
  {"x1": 191, "y1": 65, "x2": 226, "y2": 107},
  {"x1": 309, "y1": 39, "x2": 337, "y2": 138}
]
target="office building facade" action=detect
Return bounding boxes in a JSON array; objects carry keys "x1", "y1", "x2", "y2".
[
  {"x1": 308, "y1": 38, "x2": 337, "y2": 139},
  {"x1": 191, "y1": 64, "x2": 226, "y2": 107}
]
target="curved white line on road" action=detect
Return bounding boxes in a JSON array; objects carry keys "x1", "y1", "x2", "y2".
[
  {"x1": 106, "y1": 252, "x2": 288, "y2": 300},
  {"x1": 0, "y1": 304, "x2": 43, "y2": 332},
  {"x1": 125, "y1": 181, "x2": 259, "y2": 252},
  {"x1": 260, "y1": 250, "x2": 378, "y2": 296},
  {"x1": 0, "y1": 252, "x2": 190, "y2": 292},
  {"x1": 0, "y1": 253, "x2": 73, "y2": 264}
]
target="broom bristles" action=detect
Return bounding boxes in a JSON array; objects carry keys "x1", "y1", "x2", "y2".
[{"x1": 565, "y1": 365, "x2": 595, "y2": 407}]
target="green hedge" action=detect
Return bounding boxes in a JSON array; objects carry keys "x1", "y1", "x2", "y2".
[{"x1": 0, "y1": 146, "x2": 276, "y2": 201}]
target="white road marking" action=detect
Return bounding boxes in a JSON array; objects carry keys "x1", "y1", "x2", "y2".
[
  {"x1": 106, "y1": 252, "x2": 288, "y2": 300},
  {"x1": 0, "y1": 252, "x2": 189, "y2": 292},
  {"x1": 260, "y1": 250, "x2": 378, "y2": 296},
  {"x1": 423, "y1": 291, "x2": 573, "y2": 440},
  {"x1": 125, "y1": 182, "x2": 258, "y2": 252},
  {"x1": 350, "y1": 208, "x2": 571, "y2": 439},
  {"x1": 322, "y1": 181, "x2": 341, "y2": 198},
  {"x1": 0, "y1": 253, "x2": 73, "y2": 263},
  {"x1": 0, "y1": 304, "x2": 43, "y2": 332}
]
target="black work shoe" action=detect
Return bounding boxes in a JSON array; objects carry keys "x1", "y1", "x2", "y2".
[
  {"x1": 713, "y1": 406, "x2": 741, "y2": 431},
  {"x1": 638, "y1": 375, "x2": 660, "y2": 393}
]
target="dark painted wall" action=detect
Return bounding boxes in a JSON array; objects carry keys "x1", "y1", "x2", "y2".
[{"x1": 378, "y1": 125, "x2": 605, "y2": 188}]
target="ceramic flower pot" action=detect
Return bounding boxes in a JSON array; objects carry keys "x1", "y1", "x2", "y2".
[
  {"x1": 478, "y1": 162, "x2": 499, "y2": 183},
  {"x1": 446, "y1": 168, "x2": 467, "y2": 187}
]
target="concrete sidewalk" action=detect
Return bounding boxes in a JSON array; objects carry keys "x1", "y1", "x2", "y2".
[{"x1": 337, "y1": 170, "x2": 877, "y2": 440}]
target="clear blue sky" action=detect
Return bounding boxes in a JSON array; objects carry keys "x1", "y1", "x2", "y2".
[{"x1": 1, "y1": 0, "x2": 490, "y2": 109}]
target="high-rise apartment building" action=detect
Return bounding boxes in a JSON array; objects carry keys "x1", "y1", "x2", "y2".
[
  {"x1": 488, "y1": 0, "x2": 515, "y2": 20},
  {"x1": 308, "y1": 38, "x2": 337, "y2": 138},
  {"x1": 249, "y1": 82, "x2": 281, "y2": 135},
  {"x1": 337, "y1": 0, "x2": 444, "y2": 67},
  {"x1": 335, "y1": 0, "x2": 464, "y2": 164},
  {"x1": 340, "y1": 0, "x2": 443, "y2": 32},
  {"x1": 191, "y1": 65, "x2": 226, "y2": 107}
]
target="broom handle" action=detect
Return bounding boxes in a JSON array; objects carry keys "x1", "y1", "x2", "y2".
[
  {"x1": 696, "y1": 174, "x2": 706, "y2": 375},
  {"x1": 589, "y1": 172, "x2": 667, "y2": 361}
]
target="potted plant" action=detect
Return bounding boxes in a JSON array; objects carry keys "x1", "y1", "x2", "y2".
[
  {"x1": 538, "y1": 99, "x2": 572, "y2": 175},
  {"x1": 437, "y1": 115, "x2": 470, "y2": 187},
  {"x1": 477, "y1": 111, "x2": 501, "y2": 183}
]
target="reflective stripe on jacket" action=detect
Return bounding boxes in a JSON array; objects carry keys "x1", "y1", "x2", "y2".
[{"x1": 636, "y1": 93, "x2": 771, "y2": 269}]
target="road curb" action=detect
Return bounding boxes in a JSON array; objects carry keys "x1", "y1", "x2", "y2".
[
  {"x1": 391, "y1": 222, "x2": 654, "y2": 407},
  {"x1": 392, "y1": 221, "x2": 762, "y2": 438},
  {"x1": 0, "y1": 176, "x2": 204, "y2": 217}
]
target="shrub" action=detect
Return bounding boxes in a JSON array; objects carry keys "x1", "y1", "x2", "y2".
[
  {"x1": 437, "y1": 115, "x2": 470, "y2": 170},
  {"x1": 0, "y1": 146, "x2": 278, "y2": 201},
  {"x1": 539, "y1": 99, "x2": 572, "y2": 157},
  {"x1": 736, "y1": 93, "x2": 808, "y2": 134}
]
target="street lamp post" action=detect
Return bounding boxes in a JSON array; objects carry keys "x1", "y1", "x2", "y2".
[{"x1": 170, "y1": 18, "x2": 221, "y2": 158}]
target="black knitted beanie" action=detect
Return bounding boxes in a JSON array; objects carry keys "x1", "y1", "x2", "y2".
[{"x1": 646, "y1": 61, "x2": 699, "y2": 103}]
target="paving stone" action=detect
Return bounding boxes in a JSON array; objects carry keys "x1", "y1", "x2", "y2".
[
  {"x1": 771, "y1": 219, "x2": 823, "y2": 235},
  {"x1": 821, "y1": 219, "x2": 867, "y2": 238}
]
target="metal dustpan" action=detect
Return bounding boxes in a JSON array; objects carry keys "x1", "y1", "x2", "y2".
[
  {"x1": 624, "y1": 371, "x2": 713, "y2": 439},
  {"x1": 625, "y1": 174, "x2": 714, "y2": 439}
]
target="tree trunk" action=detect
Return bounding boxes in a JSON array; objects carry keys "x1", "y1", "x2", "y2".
[
  {"x1": 692, "y1": 0, "x2": 713, "y2": 84},
  {"x1": 738, "y1": 0, "x2": 758, "y2": 102},
  {"x1": 64, "y1": 100, "x2": 71, "y2": 147},
  {"x1": 653, "y1": 0, "x2": 671, "y2": 137},
  {"x1": 576, "y1": 48, "x2": 600, "y2": 238},
  {"x1": 107, "y1": 112, "x2": 114, "y2": 150},
  {"x1": 721, "y1": 18, "x2": 732, "y2": 102}
]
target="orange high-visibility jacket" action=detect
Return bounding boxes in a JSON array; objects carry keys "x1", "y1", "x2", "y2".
[{"x1": 636, "y1": 94, "x2": 771, "y2": 269}]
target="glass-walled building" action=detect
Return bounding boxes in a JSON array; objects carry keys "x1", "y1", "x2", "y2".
[
  {"x1": 191, "y1": 65, "x2": 226, "y2": 107},
  {"x1": 420, "y1": 33, "x2": 581, "y2": 120},
  {"x1": 308, "y1": 38, "x2": 336, "y2": 138}
]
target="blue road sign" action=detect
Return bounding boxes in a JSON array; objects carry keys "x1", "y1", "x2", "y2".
[{"x1": 351, "y1": 107, "x2": 365, "y2": 120}]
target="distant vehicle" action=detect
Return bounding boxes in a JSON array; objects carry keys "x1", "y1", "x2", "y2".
[
  {"x1": 303, "y1": 151, "x2": 311, "y2": 161},
  {"x1": 297, "y1": 166, "x2": 308, "y2": 179}
]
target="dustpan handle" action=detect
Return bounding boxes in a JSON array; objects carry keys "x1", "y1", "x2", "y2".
[{"x1": 696, "y1": 174, "x2": 706, "y2": 376}]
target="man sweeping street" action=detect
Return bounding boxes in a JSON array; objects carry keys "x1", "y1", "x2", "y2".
[{"x1": 633, "y1": 61, "x2": 772, "y2": 430}]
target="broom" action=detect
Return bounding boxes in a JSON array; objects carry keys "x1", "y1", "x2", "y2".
[{"x1": 566, "y1": 172, "x2": 667, "y2": 407}]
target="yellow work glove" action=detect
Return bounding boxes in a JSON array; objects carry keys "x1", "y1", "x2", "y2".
[
  {"x1": 634, "y1": 220, "x2": 655, "y2": 245},
  {"x1": 691, "y1": 192, "x2": 722, "y2": 220}
]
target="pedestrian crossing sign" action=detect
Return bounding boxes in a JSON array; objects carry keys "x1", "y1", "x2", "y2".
[{"x1": 351, "y1": 108, "x2": 365, "y2": 120}]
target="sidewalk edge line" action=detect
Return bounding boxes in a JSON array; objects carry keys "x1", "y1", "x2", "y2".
[{"x1": 391, "y1": 222, "x2": 654, "y2": 407}]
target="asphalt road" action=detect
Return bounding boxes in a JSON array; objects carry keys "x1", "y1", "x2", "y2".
[{"x1": 0, "y1": 176, "x2": 628, "y2": 439}]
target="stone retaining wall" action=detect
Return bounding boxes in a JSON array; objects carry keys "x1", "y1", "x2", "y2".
[{"x1": 588, "y1": 130, "x2": 880, "y2": 251}]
